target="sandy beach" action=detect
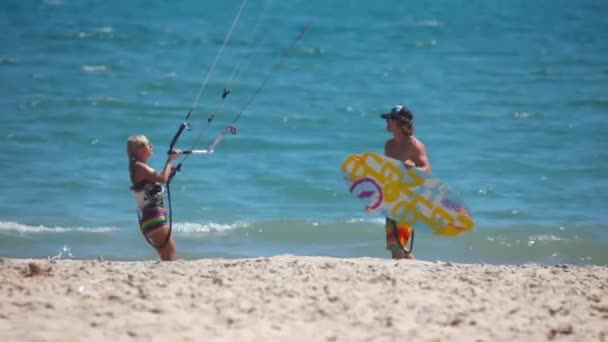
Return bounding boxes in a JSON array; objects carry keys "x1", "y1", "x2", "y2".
[{"x1": 0, "y1": 256, "x2": 606, "y2": 342}]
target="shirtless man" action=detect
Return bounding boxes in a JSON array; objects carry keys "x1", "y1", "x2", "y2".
[{"x1": 380, "y1": 105, "x2": 432, "y2": 259}]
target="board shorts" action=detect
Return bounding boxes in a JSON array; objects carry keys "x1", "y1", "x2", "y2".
[
  {"x1": 385, "y1": 218, "x2": 413, "y2": 253},
  {"x1": 139, "y1": 206, "x2": 168, "y2": 236}
]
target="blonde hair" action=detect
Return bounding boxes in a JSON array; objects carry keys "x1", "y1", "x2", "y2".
[{"x1": 126, "y1": 135, "x2": 150, "y2": 159}]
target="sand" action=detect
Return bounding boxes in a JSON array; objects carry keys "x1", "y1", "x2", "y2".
[{"x1": 0, "y1": 256, "x2": 606, "y2": 341}]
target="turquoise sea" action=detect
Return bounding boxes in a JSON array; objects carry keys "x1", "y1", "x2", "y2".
[{"x1": 1, "y1": 0, "x2": 607, "y2": 264}]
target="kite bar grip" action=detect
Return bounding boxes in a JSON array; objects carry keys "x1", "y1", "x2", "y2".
[{"x1": 182, "y1": 149, "x2": 213, "y2": 155}]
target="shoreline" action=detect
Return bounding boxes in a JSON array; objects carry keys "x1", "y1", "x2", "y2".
[{"x1": 1, "y1": 256, "x2": 606, "y2": 341}]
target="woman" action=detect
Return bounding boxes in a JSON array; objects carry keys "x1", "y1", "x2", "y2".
[{"x1": 126, "y1": 135, "x2": 181, "y2": 260}]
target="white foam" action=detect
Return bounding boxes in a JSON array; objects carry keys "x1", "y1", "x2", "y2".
[
  {"x1": 49, "y1": 244, "x2": 74, "y2": 260},
  {"x1": 173, "y1": 221, "x2": 251, "y2": 234},
  {"x1": 345, "y1": 217, "x2": 384, "y2": 225},
  {"x1": 529, "y1": 234, "x2": 563, "y2": 242},
  {"x1": 96, "y1": 26, "x2": 113, "y2": 33},
  {"x1": 82, "y1": 65, "x2": 108, "y2": 73},
  {"x1": 0, "y1": 221, "x2": 117, "y2": 234}
]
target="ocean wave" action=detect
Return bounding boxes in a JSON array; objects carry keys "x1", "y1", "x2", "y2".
[
  {"x1": 30, "y1": 29, "x2": 121, "y2": 42},
  {"x1": 567, "y1": 99, "x2": 608, "y2": 109},
  {"x1": 95, "y1": 26, "x2": 114, "y2": 34},
  {"x1": 43, "y1": 0, "x2": 63, "y2": 5},
  {"x1": 87, "y1": 96, "x2": 124, "y2": 106},
  {"x1": 415, "y1": 39, "x2": 438, "y2": 47},
  {"x1": 1, "y1": 217, "x2": 606, "y2": 264},
  {"x1": 292, "y1": 47, "x2": 323, "y2": 57},
  {"x1": 413, "y1": 20, "x2": 443, "y2": 27},
  {"x1": 0, "y1": 57, "x2": 20, "y2": 65},
  {"x1": 0, "y1": 221, "x2": 117, "y2": 234}
]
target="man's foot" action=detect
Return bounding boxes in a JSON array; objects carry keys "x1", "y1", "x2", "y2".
[{"x1": 392, "y1": 249, "x2": 414, "y2": 260}]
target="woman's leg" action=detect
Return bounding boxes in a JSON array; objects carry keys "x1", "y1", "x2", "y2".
[{"x1": 147, "y1": 226, "x2": 178, "y2": 261}]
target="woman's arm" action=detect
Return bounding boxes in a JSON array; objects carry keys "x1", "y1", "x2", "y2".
[{"x1": 133, "y1": 152, "x2": 181, "y2": 184}]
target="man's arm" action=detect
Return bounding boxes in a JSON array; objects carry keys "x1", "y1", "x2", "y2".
[
  {"x1": 414, "y1": 141, "x2": 431, "y2": 174},
  {"x1": 405, "y1": 140, "x2": 431, "y2": 174}
]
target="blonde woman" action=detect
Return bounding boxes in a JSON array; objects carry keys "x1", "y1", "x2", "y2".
[{"x1": 126, "y1": 135, "x2": 182, "y2": 260}]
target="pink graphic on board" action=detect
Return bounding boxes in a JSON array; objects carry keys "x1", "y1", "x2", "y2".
[{"x1": 349, "y1": 177, "x2": 383, "y2": 211}]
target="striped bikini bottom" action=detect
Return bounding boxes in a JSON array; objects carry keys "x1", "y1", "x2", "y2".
[{"x1": 139, "y1": 207, "x2": 168, "y2": 236}]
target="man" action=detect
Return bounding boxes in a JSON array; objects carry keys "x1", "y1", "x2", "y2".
[{"x1": 381, "y1": 105, "x2": 432, "y2": 259}]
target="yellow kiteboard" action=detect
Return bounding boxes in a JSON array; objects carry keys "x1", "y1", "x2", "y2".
[{"x1": 341, "y1": 152, "x2": 475, "y2": 236}]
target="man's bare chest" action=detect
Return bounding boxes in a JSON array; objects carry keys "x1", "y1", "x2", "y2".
[{"x1": 386, "y1": 142, "x2": 415, "y2": 161}]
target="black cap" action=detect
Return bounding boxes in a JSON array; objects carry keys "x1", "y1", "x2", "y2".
[{"x1": 380, "y1": 105, "x2": 413, "y2": 121}]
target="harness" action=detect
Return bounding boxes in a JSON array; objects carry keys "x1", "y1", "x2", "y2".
[{"x1": 129, "y1": 159, "x2": 172, "y2": 250}]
